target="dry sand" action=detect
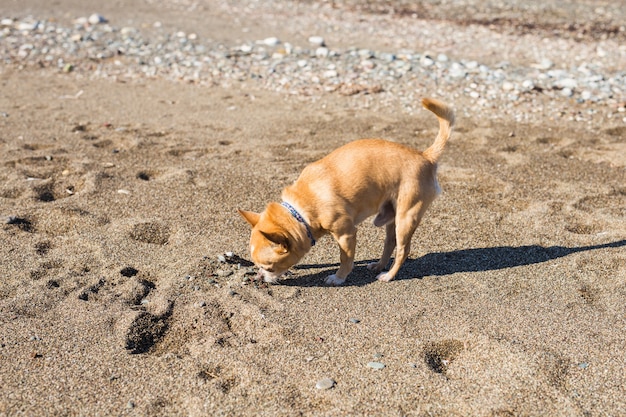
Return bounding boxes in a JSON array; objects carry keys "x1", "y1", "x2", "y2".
[{"x1": 1, "y1": 1, "x2": 625, "y2": 416}]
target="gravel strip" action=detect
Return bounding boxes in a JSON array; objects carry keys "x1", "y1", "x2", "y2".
[{"x1": 1, "y1": 9, "x2": 625, "y2": 124}]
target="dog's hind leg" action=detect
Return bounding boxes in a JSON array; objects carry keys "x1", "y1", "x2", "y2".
[
  {"x1": 367, "y1": 222, "x2": 396, "y2": 273},
  {"x1": 376, "y1": 201, "x2": 430, "y2": 282}
]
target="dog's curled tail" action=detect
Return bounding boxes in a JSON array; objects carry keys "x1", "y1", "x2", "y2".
[{"x1": 421, "y1": 97, "x2": 455, "y2": 163}]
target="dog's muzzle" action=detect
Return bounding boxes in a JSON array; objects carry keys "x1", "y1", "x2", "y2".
[{"x1": 256, "y1": 268, "x2": 281, "y2": 283}]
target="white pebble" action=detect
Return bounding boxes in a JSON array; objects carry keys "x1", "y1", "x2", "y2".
[
  {"x1": 308, "y1": 36, "x2": 325, "y2": 47},
  {"x1": 367, "y1": 361, "x2": 385, "y2": 370},
  {"x1": 315, "y1": 378, "x2": 335, "y2": 390},
  {"x1": 315, "y1": 47, "x2": 329, "y2": 58},
  {"x1": 262, "y1": 37, "x2": 280, "y2": 46},
  {"x1": 17, "y1": 21, "x2": 39, "y2": 31},
  {"x1": 557, "y1": 78, "x2": 577, "y2": 89},
  {"x1": 88, "y1": 14, "x2": 107, "y2": 25},
  {"x1": 361, "y1": 60, "x2": 375, "y2": 70},
  {"x1": 533, "y1": 58, "x2": 553, "y2": 70},
  {"x1": 502, "y1": 81, "x2": 515, "y2": 91},
  {"x1": 420, "y1": 56, "x2": 434, "y2": 67}
]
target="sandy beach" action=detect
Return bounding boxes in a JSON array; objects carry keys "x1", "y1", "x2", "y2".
[{"x1": 1, "y1": 0, "x2": 625, "y2": 415}]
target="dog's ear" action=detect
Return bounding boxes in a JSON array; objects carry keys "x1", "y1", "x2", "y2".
[
  {"x1": 260, "y1": 231, "x2": 290, "y2": 254},
  {"x1": 238, "y1": 209, "x2": 260, "y2": 227}
]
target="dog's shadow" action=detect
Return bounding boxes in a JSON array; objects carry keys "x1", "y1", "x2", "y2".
[{"x1": 284, "y1": 239, "x2": 626, "y2": 287}]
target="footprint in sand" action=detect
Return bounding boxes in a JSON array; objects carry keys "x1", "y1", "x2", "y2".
[
  {"x1": 423, "y1": 339, "x2": 465, "y2": 375},
  {"x1": 128, "y1": 221, "x2": 171, "y2": 245}
]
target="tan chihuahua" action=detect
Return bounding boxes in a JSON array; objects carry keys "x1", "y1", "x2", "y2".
[{"x1": 239, "y1": 98, "x2": 455, "y2": 285}]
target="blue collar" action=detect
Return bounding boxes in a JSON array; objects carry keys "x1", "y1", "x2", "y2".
[{"x1": 281, "y1": 201, "x2": 316, "y2": 246}]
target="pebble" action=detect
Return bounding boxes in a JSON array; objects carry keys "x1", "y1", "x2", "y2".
[
  {"x1": 315, "y1": 47, "x2": 330, "y2": 58},
  {"x1": 88, "y1": 14, "x2": 108, "y2": 25},
  {"x1": 315, "y1": 378, "x2": 335, "y2": 390},
  {"x1": 308, "y1": 36, "x2": 325, "y2": 47},
  {"x1": 367, "y1": 361, "x2": 385, "y2": 370},
  {"x1": 262, "y1": 37, "x2": 280, "y2": 47},
  {"x1": 420, "y1": 56, "x2": 435, "y2": 67},
  {"x1": 348, "y1": 318, "x2": 360, "y2": 323}
]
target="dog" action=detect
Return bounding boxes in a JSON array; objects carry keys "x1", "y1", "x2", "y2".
[{"x1": 239, "y1": 98, "x2": 455, "y2": 285}]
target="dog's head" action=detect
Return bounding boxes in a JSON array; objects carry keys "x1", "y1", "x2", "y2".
[{"x1": 238, "y1": 202, "x2": 309, "y2": 282}]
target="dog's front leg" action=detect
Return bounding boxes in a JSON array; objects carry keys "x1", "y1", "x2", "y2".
[{"x1": 325, "y1": 230, "x2": 356, "y2": 285}]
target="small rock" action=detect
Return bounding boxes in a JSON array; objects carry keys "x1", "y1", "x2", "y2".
[
  {"x1": 533, "y1": 58, "x2": 554, "y2": 70},
  {"x1": 308, "y1": 36, "x2": 325, "y2": 47},
  {"x1": 315, "y1": 47, "x2": 329, "y2": 58},
  {"x1": 502, "y1": 81, "x2": 515, "y2": 91},
  {"x1": 420, "y1": 56, "x2": 435, "y2": 67},
  {"x1": 262, "y1": 37, "x2": 280, "y2": 47},
  {"x1": 225, "y1": 251, "x2": 234, "y2": 257},
  {"x1": 217, "y1": 255, "x2": 226, "y2": 263},
  {"x1": 196, "y1": 301, "x2": 207, "y2": 307},
  {"x1": 557, "y1": 78, "x2": 578, "y2": 89},
  {"x1": 315, "y1": 378, "x2": 335, "y2": 390},
  {"x1": 88, "y1": 14, "x2": 108, "y2": 25},
  {"x1": 17, "y1": 21, "x2": 39, "y2": 31},
  {"x1": 349, "y1": 318, "x2": 360, "y2": 324},
  {"x1": 367, "y1": 361, "x2": 385, "y2": 370},
  {"x1": 361, "y1": 60, "x2": 375, "y2": 70},
  {"x1": 216, "y1": 270, "x2": 233, "y2": 277}
]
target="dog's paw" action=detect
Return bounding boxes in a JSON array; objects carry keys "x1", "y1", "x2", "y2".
[
  {"x1": 367, "y1": 262, "x2": 384, "y2": 272},
  {"x1": 376, "y1": 272, "x2": 395, "y2": 282},
  {"x1": 325, "y1": 274, "x2": 346, "y2": 286}
]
